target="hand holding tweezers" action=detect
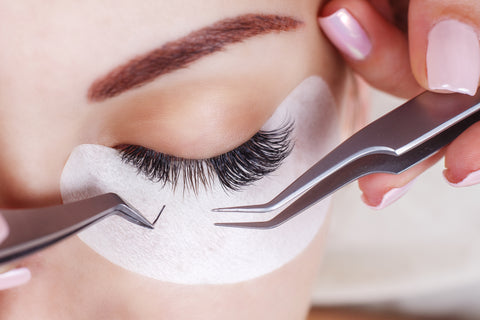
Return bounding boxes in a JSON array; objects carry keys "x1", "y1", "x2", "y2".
[
  {"x1": 0, "y1": 193, "x2": 155, "y2": 264},
  {"x1": 214, "y1": 90, "x2": 480, "y2": 229}
]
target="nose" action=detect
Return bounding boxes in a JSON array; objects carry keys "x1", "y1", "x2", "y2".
[
  {"x1": 0, "y1": 100, "x2": 80, "y2": 209},
  {"x1": 0, "y1": 137, "x2": 66, "y2": 209}
]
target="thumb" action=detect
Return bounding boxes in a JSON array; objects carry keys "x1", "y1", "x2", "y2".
[
  {"x1": 409, "y1": 0, "x2": 480, "y2": 96},
  {"x1": 318, "y1": 0, "x2": 423, "y2": 98}
]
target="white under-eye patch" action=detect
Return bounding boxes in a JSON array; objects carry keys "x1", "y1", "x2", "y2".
[{"x1": 60, "y1": 76, "x2": 340, "y2": 284}]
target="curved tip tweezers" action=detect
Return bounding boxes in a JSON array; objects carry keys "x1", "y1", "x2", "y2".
[
  {"x1": 214, "y1": 90, "x2": 480, "y2": 229},
  {"x1": 0, "y1": 193, "x2": 157, "y2": 264}
]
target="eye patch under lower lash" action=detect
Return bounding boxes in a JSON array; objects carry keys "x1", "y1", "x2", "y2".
[{"x1": 117, "y1": 121, "x2": 294, "y2": 193}]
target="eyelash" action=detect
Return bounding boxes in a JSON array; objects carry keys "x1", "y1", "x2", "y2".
[{"x1": 117, "y1": 121, "x2": 294, "y2": 193}]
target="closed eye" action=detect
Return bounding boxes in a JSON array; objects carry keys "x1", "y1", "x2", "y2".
[{"x1": 116, "y1": 120, "x2": 294, "y2": 193}]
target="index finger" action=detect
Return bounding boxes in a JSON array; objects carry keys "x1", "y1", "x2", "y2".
[{"x1": 319, "y1": 0, "x2": 423, "y2": 98}]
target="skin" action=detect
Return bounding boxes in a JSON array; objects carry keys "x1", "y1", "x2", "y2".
[{"x1": 0, "y1": 0, "x2": 350, "y2": 318}]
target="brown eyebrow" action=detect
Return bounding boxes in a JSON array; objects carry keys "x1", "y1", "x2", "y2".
[{"x1": 87, "y1": 14, "x2": 302, "y2": 102}]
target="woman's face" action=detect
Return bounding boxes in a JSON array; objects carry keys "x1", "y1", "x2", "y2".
[{"x1": 0, "y1": 0, "x2": 352, "y2": 318}]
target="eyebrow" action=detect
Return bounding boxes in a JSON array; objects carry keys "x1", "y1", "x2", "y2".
[{"x1": 87, "y1": 14, "x2": 302, "y2": 102}]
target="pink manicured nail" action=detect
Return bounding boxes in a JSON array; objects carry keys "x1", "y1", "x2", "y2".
[
  {"x1": 362, "y1": 179, "x2": 416, "y2": 210},
  {"x1": 319, "y1": 8, "x2": 372, "y2": 60},
  {"x1": 445, "y1": 169, "x2": 480, "y2": 187},
  {"x1": 427, "y1": 19, "x2": 480, "y2": 96},
  {"x1": 0, "y1": 214, "x2": 8, "y2": 243},
  {"x1": 0, "y1": 267, "x2": 31, "y2": 290}
]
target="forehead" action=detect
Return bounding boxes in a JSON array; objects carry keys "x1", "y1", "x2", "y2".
[
  {"x1": 0, "y1": 0, "x2": 336, "y2": 159},
  {"x1": 0, "y1": 0, "x2": 308, "y2": 93},
  {"x1": 0, "y1": 0, "x2": 304, "y2": 38}
]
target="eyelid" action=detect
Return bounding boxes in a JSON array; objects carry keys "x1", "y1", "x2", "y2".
[{"x1": 117, "y1": 120, "x2": 294, "y2": 193}]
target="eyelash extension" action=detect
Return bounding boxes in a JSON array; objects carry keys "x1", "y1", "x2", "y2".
[{"x1": 117, "y1": 121, "x2": 294, "y2": 193}]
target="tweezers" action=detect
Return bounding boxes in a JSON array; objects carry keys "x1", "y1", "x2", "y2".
[
  {"x1": 214, "y1": 90, "x2": 480, "y2": 229},
  {"x1": 0, "y1": 193, "x2": 156, "y2": 264}
]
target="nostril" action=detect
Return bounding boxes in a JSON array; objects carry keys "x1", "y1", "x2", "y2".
[
  {"x1": 0, "y1": 180, "x2": 62, "y2": 210},
  {"x1": 0, "y1": 191, "x2": 62, "y2": 210},
  {"x1": 0, "y1": 153, "x2": 65, "y2": 209}
]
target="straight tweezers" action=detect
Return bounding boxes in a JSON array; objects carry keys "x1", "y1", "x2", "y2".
[{"x1": 214, "y1": 90, "x2": 480, "y2": 228}]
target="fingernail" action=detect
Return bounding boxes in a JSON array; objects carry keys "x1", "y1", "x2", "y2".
[
  {"x1": 362, "y1": 179, "x2": 416, "y2": 210},
  {"x1": 0, "y1": 214, "x2": 8, "y2": 243},
  {"x1": 427, "y1": 19, "x2": 480, "y2": 96},
  {"x1": 0, "y1": 267, "x2": 31, "y2": 290},
  {"x1": 444, "y1": 168, "x2": 480, "y2": 187},
  {"x1": 318, "y1": 8, "x2": 372, "y2": 60}
]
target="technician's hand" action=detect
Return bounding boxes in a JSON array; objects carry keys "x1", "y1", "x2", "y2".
[
  {"x1": 319, "y1": 0, "x2": 480, "y2": 209},
  {"x1": 0, "y1": 214, "x2": 31, "y2": 290}
]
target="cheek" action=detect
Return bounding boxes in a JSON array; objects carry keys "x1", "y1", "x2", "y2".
[{"x1": 60, "y1": 76, "x2": 341, "y2": 285}]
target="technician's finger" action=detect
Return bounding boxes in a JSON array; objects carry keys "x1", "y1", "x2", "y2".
[
  {"x1": 358, "y1": 151, "x2": 444, "y2": 209},
  {"x1": 409, "y1": 0, "x2": 480, "y2": 96},
  {"x1": 318, "y1": 0, "x2": 423, "y2": 98},
  {"x1": 0, "y1": 267, "x2": 31, "y2": 290},
  {"x1": 0, "y1": 215, "x2": 31, "y2": 290},
  {"x1": 444, "y1": 122, "x2": 480, "y2": 187}
]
